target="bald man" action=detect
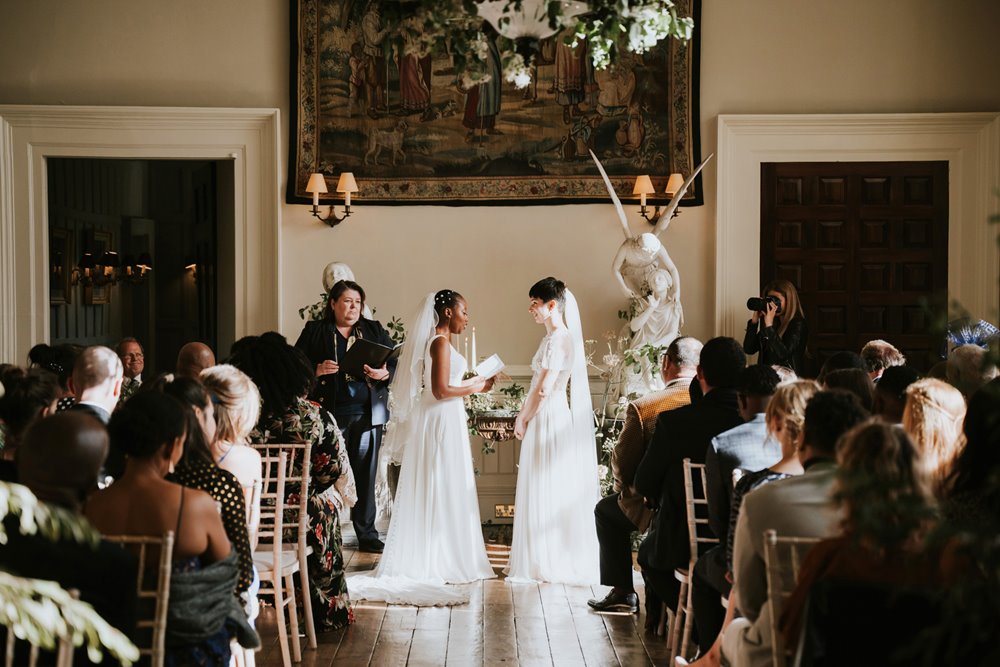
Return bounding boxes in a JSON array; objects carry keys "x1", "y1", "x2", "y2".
[
  {"x1": 67, "y1": 345, "x2": 123, "y2": 425},
  {"x1": 0, "y1": 412, "x2": 137, "y2": 641},
  {"x1": 176, "y1": 342, "x2": 217, "y2": 379}
]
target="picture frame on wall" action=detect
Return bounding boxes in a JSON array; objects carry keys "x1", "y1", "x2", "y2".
[
  {"x1": 83, "y1": 229, "x2": 112, "y2": 306},
  {"x1": 49, "y1": 227, "x2": 73, "y2": 305},
  {"x1": 287, "y1": 0, "x2": 703, "y2": 205}
]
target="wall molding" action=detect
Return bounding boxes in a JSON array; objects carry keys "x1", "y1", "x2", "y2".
[
  {"x1": 0, "y1": 105, "x2": 282, "y2": 361},
  {"x1": 716, "y1": 112, "x2": 1000, "y2": 338}
]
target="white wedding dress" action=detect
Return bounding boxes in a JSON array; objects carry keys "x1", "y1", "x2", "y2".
[
  {"x1": 506, "y1": 327, "x2": 601, "y2": 585},
  {"x1": 347, "y1": 334, "x2": 495, "y2": 605}
]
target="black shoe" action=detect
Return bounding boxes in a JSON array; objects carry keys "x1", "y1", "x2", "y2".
[
  {"x1": 358, "y1": 538, "x2": 385, "y2": 553},
  {"x1": 587, "y1": 590, "x2": 639, "y2": 614}
]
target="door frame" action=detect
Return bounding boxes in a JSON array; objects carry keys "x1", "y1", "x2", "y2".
[
  {"x1": 0, "y1": 105, "x2": 282, "y2": 362},
  {"x1": 716, "y1": 112, "x2": 1000, "y2": 339}
]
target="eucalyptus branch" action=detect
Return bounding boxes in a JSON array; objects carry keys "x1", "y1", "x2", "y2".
[{"x1": 0, "y1": 482, "x2": 101, "y2": 547}]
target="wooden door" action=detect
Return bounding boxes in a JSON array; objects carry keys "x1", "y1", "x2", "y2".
[{"x1": 761, "y1": 161, "x2": 948, "y2": 375}]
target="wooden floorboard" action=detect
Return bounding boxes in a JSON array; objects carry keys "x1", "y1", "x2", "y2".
[{"x1": 253, "y1": 551, "x2": 674, "y2": 666}]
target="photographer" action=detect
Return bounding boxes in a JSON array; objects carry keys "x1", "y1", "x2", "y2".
[{"x1": 743, "y1": 279, "x2": 807, "y2": 375}]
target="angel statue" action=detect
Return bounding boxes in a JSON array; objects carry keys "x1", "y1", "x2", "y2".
[{"x1": 590, "y1": 149, "x2": 713, "y2": 396}]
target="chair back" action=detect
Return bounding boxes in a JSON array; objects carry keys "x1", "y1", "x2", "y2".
[
  {"x1": 256, "y1": 451, "x2": 288, "y2": 570},
  {"x1": 682, "y1": 458, "x2": 719, "y2": 562},
  {"x1": 3, "y1": 588, "x2": 78, "y2": 667},
  {"x1": 245, "y1": 478, "x2": 262, "y2": 551},
  {"x1": 104, "y1": 531, "x2": 175, "y2": 667},
  {"x1": 763, "y1": 529, "x2": 821, "y2": 667},
  {"x1": 252, "y1": 442, "x2": 312, "y2": 554}
]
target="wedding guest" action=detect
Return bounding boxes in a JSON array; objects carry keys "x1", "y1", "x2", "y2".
[
  {"x1": 816, "y1": 351, "x2": 866, "y2": 384},
  {"x1": 873, "y1": 365, "x2": 921, "y2": 424},
  {"x1": 860, "y1": 339, "x2": 906, "y2": 382},
  {"x1": 176, "y1": 341, "x2": 216, "y2": 380},
  {"x1": 0, "y1": 366, "x2": 60, "y2": 481},
  {"x1": 1, "y1": 412, "x2": 138, "y2": 640},
  {"x1": 693, "y1": 365, "x2": 782, "y2": 647},
  {"x1": 67, "y1": 345, "x2": 123, "y2": 425},
  {"x1": 634, "y1": 337, "x2": 746, "y2": 628},
  {"x1": 28, "y1": 342, "x2": 81, "y2": 410},
  {"x1": 721, "y1": 390, "x2": 868, "y2": 667},
  {"x1": 947, "y1": 343, "x2": 998, "y2": 397},
  {"x1": 945, "y1": 377, "x2": 1000, "y2": 527},
  {"x1": 743, "y1": 279, "x2": 807, "y2": 375},
  {"x1": 821, "y1": 368, "x2": 875, "y2": 412},
  {"x1": 116, "y1": 337, "x2": 145, "y2": 402},
  {"x1": 902, "y1": 378, "x2": 967, "y2": 498},
  {"x1": 589, "y1": 336, "x2": 702, "y2": 614},
  {"x1": 233, "y1": 332, "x2": 353, "y2": 631},
  {"x1": 295, "y1": 279, "x2": 396, "y2": 553},
  {"x1": 86, "y1": 392, "x2": 255, "y2": 665},
  {"x1": 771, "y1": 365, "x2": 797, "y2": 384}
]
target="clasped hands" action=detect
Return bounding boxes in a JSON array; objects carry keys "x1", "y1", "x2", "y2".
[{"x1": 315, "y1": 360, "x2": 390, "y2": 381}]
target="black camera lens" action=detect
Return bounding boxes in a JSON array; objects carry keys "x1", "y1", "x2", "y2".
[{"x1": 747, "y1": 297, "x2": 766, "y2": 311}]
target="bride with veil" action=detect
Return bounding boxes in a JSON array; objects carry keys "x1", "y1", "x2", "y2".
[
  {"x1": 506, "y1": 277, "x2": 600, "y2": 585},
  {"x1": 347, "y1": 290, "x2": 496, "y2": 605}
]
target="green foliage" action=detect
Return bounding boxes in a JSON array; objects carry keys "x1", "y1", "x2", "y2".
[
  {"x1": 0, "y1": 482, "x2": 101, "y2": 547},
  {"x1": 386, "y1": 316, "x2": 406, "y2": 344}
]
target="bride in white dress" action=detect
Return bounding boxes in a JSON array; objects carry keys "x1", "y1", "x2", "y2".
[
  {"x1": 348, "y1": 290, "x2": 496, "y2": 605},
  {"x1": 506, "y1": 277, "x2": 601, "y2": 585}
]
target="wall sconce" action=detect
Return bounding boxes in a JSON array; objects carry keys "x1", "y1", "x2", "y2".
[
  {"x1": 70, "y1": 251, "x2": 96, "y2": 286},
  {"x1": 305, "y1": 172, "x2": 359, "y2": 227},
  {"x1": 632, "y1": 173, "x2": 685, "y2": 226},
  {"x1": 121, "y1": 253, "x2": 153, "y2": 285},
  {"x1": 184, "y1": 255, "x2": 199, "y2": 283},
  {"x1": 93, "y1": 251, "x2": 121, "y2": 287}
]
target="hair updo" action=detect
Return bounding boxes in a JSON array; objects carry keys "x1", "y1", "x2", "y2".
[
  {"x1": 108, "y1": 391, "x2": 187, "y2": 460},
  {"x1": 529, "y1": 277, "x2": 567, "y2": 312},
  {"x1": 434, "y1": 290, "x2": 463, "y2": 319}
]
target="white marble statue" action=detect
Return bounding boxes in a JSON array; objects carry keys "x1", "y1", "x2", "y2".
[
  {"x1": 590, "y1": 150, "x2": 712, "y2": 396},
  {"x1": 322, "y1": 261, "x2": 375, "y2": 319}
]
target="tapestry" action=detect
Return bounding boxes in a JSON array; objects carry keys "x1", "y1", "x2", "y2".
[{"x1": 287, "y1": 0, "x2": 702, "y2": 205}]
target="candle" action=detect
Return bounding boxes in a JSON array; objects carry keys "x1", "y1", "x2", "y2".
[
  {"x1": 312, "y1": 191, "x2": 319, "y2": 207},
  {"x1": 345, "y1": 191, "x2": 351, "y2": 207},
  {"x1": 640, "y1": 192, "x2": 647, "y2": 208},
  {"x1": 471, "y1": 327, "x2": 477, "y2": 367},
  {"x1": 465, "y1": 337, "x2": 471, "y2": 368}
]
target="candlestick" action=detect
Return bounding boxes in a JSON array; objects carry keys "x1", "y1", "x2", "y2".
[
  {"x1": 345, "y1": 191, "x2": 351, "y2": 207},
  {"x1": 312, "y1": 191, "x2": 319, "y2": 207},
  {"x1": 471, "y1": 327, "x2": 477, "y2": 367},
  {"x1": 640, "y1": 192, "x2": 647, "y2": 208}
]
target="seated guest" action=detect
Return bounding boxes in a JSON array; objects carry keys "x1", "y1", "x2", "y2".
[
  {"x1": 67, "y1": 345, "x2": 122, "y2": 425},
  {"x1": 780, "y1": 421, "x2": 939, "y2": 665},
  {"x1": 821, "y1": 368, "x2": 875, "y2": 412},
  {"x1": 771, "y1": 365, "x2": 797, "y2": 384},
  {"x1": 947, "y1": 343, "x2": 998, "y2": 398},
  {"x1": 151, "y1": 375, "x2": 254, "y2": 595},
  {"x1": 85, "y1": 392, "x2": 256, "y2": 664},
  {"x1": 232, "y1": 332, "x2": 353, "y2": 632},
  {"x1": 720, "y1": 390, "x2": 868, "y2": 667},
  {"x1": 1, "y1": 412, "x2": 138, "y2": 638},
  {"x1": 589, "y1": 336, "x2": 703, "y2": 614},
  {"x1": 860, "y1": 339, "x2": 906, "y2": 382},
  {"x1": 176, "y1": 341, "x2": 217, "y2": 380},
  {"x1": 0, "y1": 367, "x2": 61, "y2": 481},
  {"x1": 693, "y1": 365, "x2": 781, "y2": 649},
  {"x1": 873, "y1": 365, "x2": 921, "y2": 424},
  {"x1": 945, "y1": 377, "x2": 1000, "y2": 527},
  {"x1": 200, "y1": 364, "x2": 263, "y2": 546},
  {"x1": 634, "y1": 337, "x2": 746, "y2": 629},
  {"x1": 816, "y1": 351, "x2": 866, "y2": 384},
  {"x1": 116, "y1": 337, "x2": 146, "y2": 403},
  {"x1": 685, "y1": 380, "x2": 820, "y2": 666},
  {"x1": 902, "y1": 378, "x2": 967, "y2": 498},
  {"x1": 28, "y1": 342, "x2": 81, "y2": 410}
]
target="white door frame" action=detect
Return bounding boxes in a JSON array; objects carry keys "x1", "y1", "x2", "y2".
[
  {"x1": 0, "y1": 105, "x2": 282, "y2": 362},
  {"x1": 716, "y1": 112, "x2": 1000, "y2": 338}
]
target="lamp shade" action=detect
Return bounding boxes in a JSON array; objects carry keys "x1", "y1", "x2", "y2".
[
  {"x1": 79, "y1": 252, "x2": 95, "y2": 269},
  {"x1": 184, "y1": 256, "x2": 197, "y2": 270},
  {"x1": 665, "y1": 173, "x2": 685, "y2": 197},
  {"x1": 305, "y1": 173, "x2": 329, "y2": 194},
  {"x1": 98, "y1": 251, "x2": 120, "y2": 268},
  {"x1": 632, "y1": 175, "x2": 655, "y2": 196},
  {"x1": 137, "y1": 253, "x2": 153, "y2": 270},
  {"x1": 336, "y1": 172, "x2": 359, "y2": 193}
]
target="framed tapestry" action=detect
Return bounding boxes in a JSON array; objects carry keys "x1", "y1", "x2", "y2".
[
  {"x1": 49, "y1": 227, "x2": 73, "y2": 305},
  {"x1": 287, "y1": 0, "x2": 702, "y2": 205}
]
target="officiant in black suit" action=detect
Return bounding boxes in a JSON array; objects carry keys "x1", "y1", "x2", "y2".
[{"x1": 295, "y1": 279, "x2": 396, "y2": 553}]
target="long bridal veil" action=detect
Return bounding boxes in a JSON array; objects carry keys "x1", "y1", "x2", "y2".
[{"x1": 564, "y1": 289, "x2": 600, "y2": 503}]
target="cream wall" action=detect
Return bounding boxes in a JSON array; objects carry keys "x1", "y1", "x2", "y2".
[{"x1": 2, "y1": 0, "x2": 999, "y2": 363}]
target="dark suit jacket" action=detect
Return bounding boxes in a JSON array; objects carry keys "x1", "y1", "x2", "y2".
[
  {"x1": 66, "y1": 401, "x2": 110, "y2": 425},
  {"x1": 634, "y1": 387, "x2": 743, "y2": 571},
  {"x1": 66, "y1": 402, "x2": 123, "y2": 478},
  {"x1": 294, "y1": 317, "x2": 397, "y2": 426}
]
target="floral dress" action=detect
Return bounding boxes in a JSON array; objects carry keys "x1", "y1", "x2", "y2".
[{"x1": 251, "y1": 397, "x2": 353, "y2": 631}]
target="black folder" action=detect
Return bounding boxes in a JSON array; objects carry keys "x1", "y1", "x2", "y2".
[{"x1": 340, "y1": 338, "x2": 402, "y2": 379}]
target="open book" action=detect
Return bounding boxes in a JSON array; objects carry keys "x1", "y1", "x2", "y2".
[
  {"x1": 473, "y1": 354, "x2": 505, "y2": 380},
  {"x1": 340, "y1": 338, "x2": 403, "y2": 379}
]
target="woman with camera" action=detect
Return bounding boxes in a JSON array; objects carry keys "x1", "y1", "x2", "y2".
[{"x1": 743, "y1": 279, "x2": 808, "y2": 374}]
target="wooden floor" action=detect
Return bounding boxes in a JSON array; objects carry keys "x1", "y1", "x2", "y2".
[{"x1": 254, "y1": 544, "x2": 672, "y2": 666}]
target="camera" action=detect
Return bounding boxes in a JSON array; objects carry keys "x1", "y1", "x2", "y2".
[{"x1": 747, "y1": 295, "x2": 781, "y2": 312}]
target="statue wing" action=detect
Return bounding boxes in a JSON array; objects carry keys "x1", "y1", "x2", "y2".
[
  {"x1": 589, "y1": 149, "x2": 632, "y2": 239},
  {"x1": 651, "y1": 153, "x2": 714, "y2": 237}
]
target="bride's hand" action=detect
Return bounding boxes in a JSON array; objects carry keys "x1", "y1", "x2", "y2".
[
  {"x1": 482, "y1": 377, "x2": 496, "y2": 392},
  {"x1": 514, "y1": 415, "x2": 526, "y2": 440}
]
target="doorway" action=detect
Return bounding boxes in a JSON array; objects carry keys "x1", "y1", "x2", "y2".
[
  {"x1": 760, "y1": 161, "x2": 949, "y2": 373},
  {"x1": 47, "y1": 158, "x2": 220, "y2": 375}
]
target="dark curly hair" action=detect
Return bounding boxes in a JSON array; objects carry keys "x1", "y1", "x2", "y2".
[
  {"x1": 433, "y1": 289, "x2": 464, "y2": 320},
  {"x1": 145, "y1": 374, "x2": 214, "y2": 466},
  {"x1": 0, "y1": 367, "x2": 61, "y2": 446},
  {"x1": 108, "y1": 391, "x2": 187, "y2": 461},
  {"x1": 229, "y1": 331, "x2": 315, "y2": 424}
]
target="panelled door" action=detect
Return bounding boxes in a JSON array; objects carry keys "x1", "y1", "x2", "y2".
[{"x1": 761, "y1": 161, "x2": 948, "y2": 375}]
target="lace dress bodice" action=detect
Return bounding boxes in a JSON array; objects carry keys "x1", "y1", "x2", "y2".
[{"x1": 528, "y1": 329, "x2": 574, "y2": 399}]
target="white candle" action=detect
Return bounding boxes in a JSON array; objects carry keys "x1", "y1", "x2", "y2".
[
  {"x1": 345, "y1": 191, "x2": 352, "y2": 207},
  {"x1": 640, "y1": 192, "x2": 647, "y2": 208},
  {"x1": 312, "y1": 191, "x2": 319, "y2": 207},
  {"x1": 465, "y1": 337, "x2": 470, "y2": 368},
  {"x1": 471, "y1": 327, "x2": 477, "y2": 367}
]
